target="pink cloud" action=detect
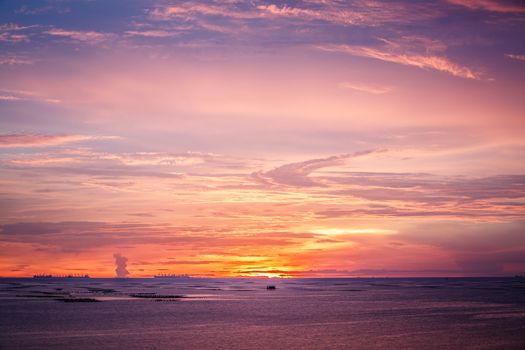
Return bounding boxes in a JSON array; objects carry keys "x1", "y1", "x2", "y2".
[
  {"x1": 255, "y1": 3, "x2": 439, "y2": 26},
  {"x1": 318, "y1": 44, "x2": 481, "y2": 79},
  {"x1": 0, "y1": 32, "x2": 29, "y2": 43},
  {"x1": 0, "y1": 89, "x2": 60, "y2": 103},
  {"x1": 338, "y1": 82, "x2": 391, "y2": 94},
  {"x1": 0, "y1": 95, "x2": 22, "y2": 101},
  {"x1": 448, "y1": 0, "x2": 525, "y2": 13},
  {"x1": 253, "y1": 150, "x2": 383, "y2": 187},
  {"x1": 506, "y1": 54, "x2": 525, "y2": 62},
  {"x1": 0, "y1": 23, "x2": 34, "y2": 43},
  {"x1": 0, "y1": 134, "x2": 111, "y2": 148},
  {"x1": 125, "y1": 30, "x2": 179, "y2": 38},
  {"x1": 0, "y1": 55, "x2": 33, "y2": 65},
  {"x1": 8, "y1": 149, "x2": 221, "y2": 166},
  {"x1": 9, "y1": 157, "x2": 79, "y2": 165},
  {"x1": 46, "y1": 29, "x2": 114, "y2": 44},
  {"x1": 148, "y1": 1, "x2": 442, "y2": 27},
  {"x1": 257, "y1": 4, "x2": 332, "y2": 21},
  {"x1": 149, "y1": 3, "x2": 256, "y2": 20}
]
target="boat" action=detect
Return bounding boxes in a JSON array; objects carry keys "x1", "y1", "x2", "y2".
[
  {"x1": 64, "y1": 274, "x2": 90, "y2": 278},
  {"x1": 32, "y1": 274, "x2": 90, "y2": 279},
  {"x1": 153, "y1": 274, "x2": 192, "y2": 279}
]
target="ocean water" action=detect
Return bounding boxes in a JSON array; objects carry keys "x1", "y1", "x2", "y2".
[{"x1": 1, "y1": 277, "x2": 524, "y2": 349}]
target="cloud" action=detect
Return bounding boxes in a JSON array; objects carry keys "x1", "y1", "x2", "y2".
[
  {"x1": 256, "y1": 3, "x2": 362, "y2": 26},
  {"x1": 148, "y1": 1, "x2": 442, "y2": 27},
  {"x1": 330, "y1": 172, "x2": 525, "y2": 199},
  {"x1": 341, "y1": 268, "x2": 475, "y2": 277},
  {"x1": 139, "y1": 1, "x2": 445, "y2": 44},
  {"x1": 9, "y1": 157, "x2": 79, "y2": 165},
  {"x1": 0, "y1": 221, "x2": 305, "y2": 256},
  {"x1": 6, "y1": 149, "x2": 219, "y2": 167},
  {"x1": 7, "y1": 164, "x2": 185, "y2": 179},
  {"x1": 0, "y1": 23, "x2": 33, "y2": 43},
  {"x1": 4, "y1": 145, "x2": 524, "y2": 220},
  {"x1": 0, "y1": 134, "x2": 112, "y2": 148},
  {"x1": 396, "y1": 220, "x2": 525, "y2": 272},
  {"x1": 0, "y1": 89, "x2": 60, "y2": 103},
  {"x1": 318, "y1": 44, "x2": 481, "y2": 79},
  {"x1": 113, "y1": 253, "x2": 129, "y2": 278},
  {"x1": 138, "y1": 259, "x2": 222, "y2": 266},
  {"x1": 0, "y1": 24, "x2": 34, "y2": 31},
  {"x1": 455, "y1": 250, "x2": 525, "y2": 273},
  {"x1": 46, "y1": 29, "x2": 114, "y2": 44},
  {"x1": 0, "y1": 222, "x2": 85, "y2": 235},
  {"x1": 315, "y1": 172, "x2": 525, "y2": 219},
  {"x1": 235, "y1": 268, "x2": 295, "y2": 275},
  {"x1": 317, "y1": 207, "x2": 523, "y2": 220},
  {"x1": 1, "y1": 212, "x2": 523, "y2": 276},
  {"x1": 257, "y1": 4, "x2": 322, "y2": 18},
  {"x1": 94, "y1": 151, "x2": 217, "y2": 166},
  {"x1": 506, "y1": 54, "x2": 525, "y2": 62},
  {"x1": 253, "y1": 150, "x2": 383, "y2": 187},
  {"x1": 0, "y1": 32, "x2": 29, "y2": 43},
  {"x1": 148, "y1": 3, "x2": 253, "y2": 20},
  {"x1": 311, "y1": 228, "x2": 396, "y2": 235},
  {"x1": 0, "y1": 55, "x2": 33, "y2": 65},
  {"x1": 447, "y1": 0, "x2": 525, "y2": 13},
  {"x1": 338, "y1": 82, "x2": 391, "y2": 94},
  {"x1": 0, "y1": 95, "x2": 22, "y2": 101},
  {"x1": 0, "y1": 221, "x2": 179, "y2": 252},
  {"x1": 5, "y1": 149, "x2": 244, "y2": 183},
  {"x1": 16, "y1": 4, "x2": 70, "y2": 15},
  {"x1": 125, "y1": 30, "x2": 179, "y2": 38}
]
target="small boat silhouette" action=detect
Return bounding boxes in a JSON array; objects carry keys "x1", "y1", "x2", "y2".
[
  {"x1": 266, "y1": 285, "x2": 276, "y2": 290},
  {"x1": 33, "y1": 274, "x2": 90, "y2": 279},
  {"x1": 153, "y1": 274, "x2": 192, "y2": 279}
]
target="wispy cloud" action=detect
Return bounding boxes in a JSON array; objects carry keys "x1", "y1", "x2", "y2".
[
  {"x1": 318, "y1": 43, "x2": 481, "y2": 80},
  {"x1": 8, "y1": 149, "x2": 224, "y2": 166},
  {"x1": 256, "y1": 3, "x2": 365, "y2": 25},
  {"x1": 148, "y1": 1, "x2": 442, "y2": 27},
  {"x1": 16, "y1": 3, "x2": 71, "y2": 15},
  {"x1": 447, "y1": 0, "x2": 525, "y2": 13},
  {"x1": 338, "y1": 82, "x2": 391, "y2": 94},
  {"x1": 253, "y1": 150, "x2": 382, "y2": 187},
  {"x1": 0, "y1": 95, "x2": 22, "y2": 101},
  {"x1": 125, "y1": 30, "x2": 179, "y2": 38},
  {"x1": 9, "y1": 157, "x2": 79, "y2": 165},
  {"x1": 46, "y1": 29, "x2": 114, "y2": 44},
  {"x1": 0, "y1": 89, "x2": 60, "y2": 103},
  {"x1": 0, "y1": 134, "x2": 116, "y2": 148},
  {"x1": 317, "y1": 172, "x2": 525, "y2": 219},
  {"x1": 0, "y1": 23, "x2": 33, "y2": 42},
  {"x1": 148, "y1": 3, "x2": 254, "y2": 21},
  {"x1": 0, "y1": 55, "x2": 33, "y2": 65},
  {"x1": 506, "y1": 53, "x2": 525, "y2": 62}
]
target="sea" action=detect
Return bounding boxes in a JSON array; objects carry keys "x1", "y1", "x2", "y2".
[{"x1": 1, "y1": 277, "x2": 524, "y2": 349}]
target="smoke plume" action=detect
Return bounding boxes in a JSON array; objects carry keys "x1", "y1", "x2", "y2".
[{"x1": 113, "y1": 253, "x2": 129, "y2": 278}]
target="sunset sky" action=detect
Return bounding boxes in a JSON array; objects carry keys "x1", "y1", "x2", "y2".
[{"x1": 1, "y1": 0, "x2": 524, "y2": 278}]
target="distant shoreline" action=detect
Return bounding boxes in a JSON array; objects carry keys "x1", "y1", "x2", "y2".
[{"x1": 1, "y1": 276, "x2": 523, "y2": 280}]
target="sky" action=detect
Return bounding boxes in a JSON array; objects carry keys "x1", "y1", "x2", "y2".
[{"x1": 0, "y1": 0, "x2": 524, "y2": 278}]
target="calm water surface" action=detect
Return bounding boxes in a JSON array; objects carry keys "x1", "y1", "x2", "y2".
[{"x1": 1, "y1": 277, "x2": 524, "y2": 349}]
